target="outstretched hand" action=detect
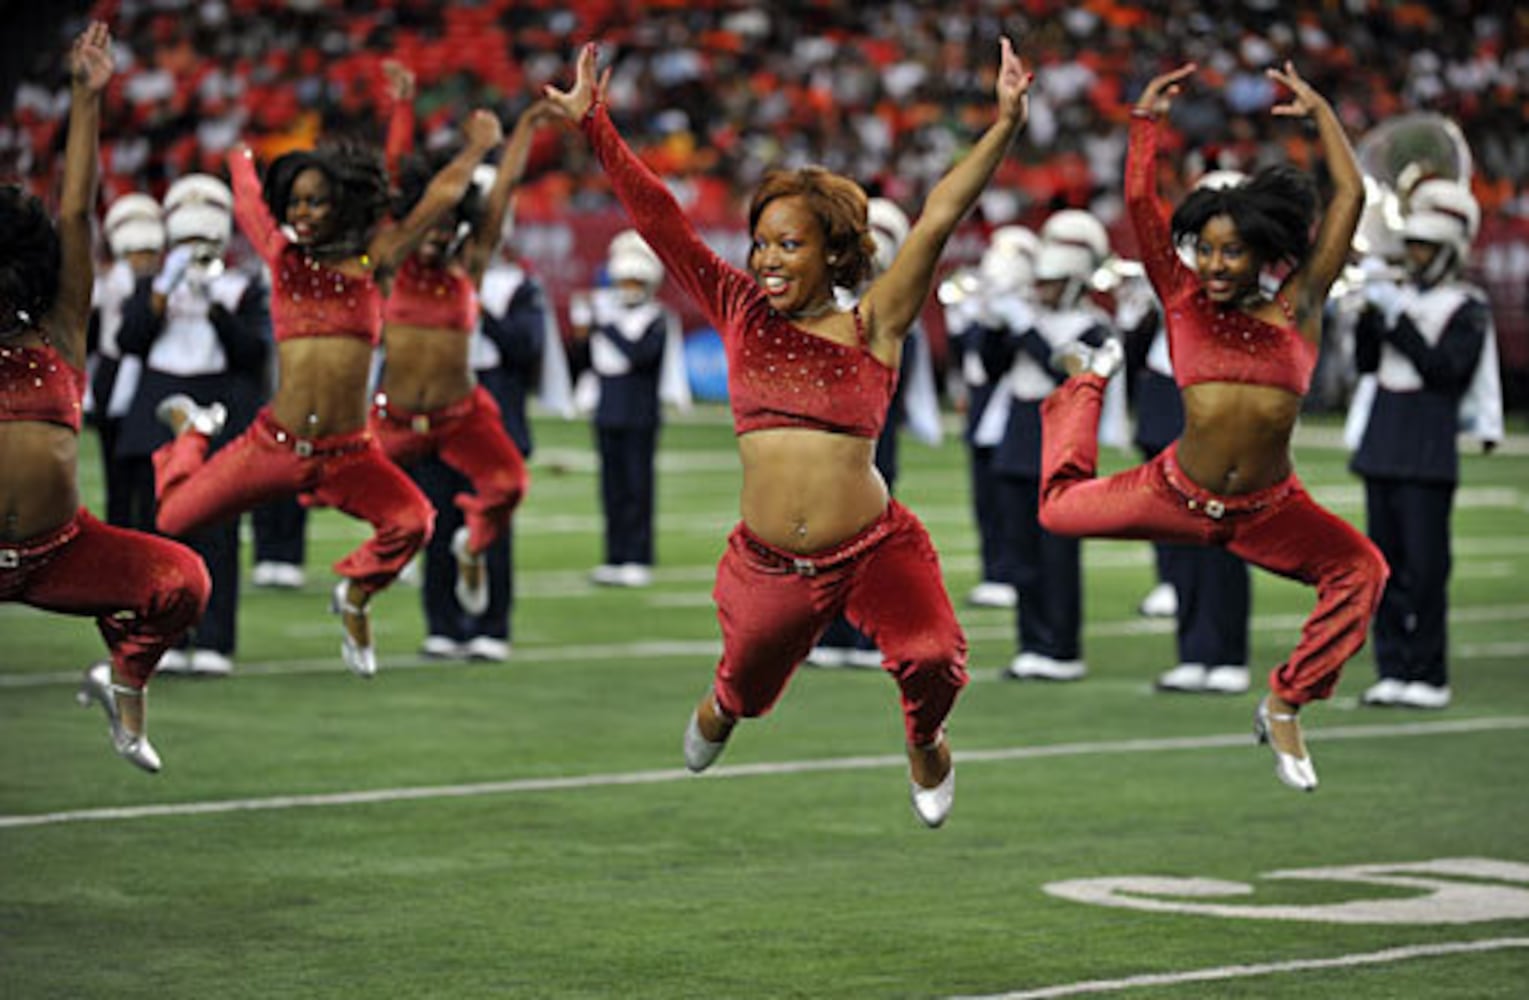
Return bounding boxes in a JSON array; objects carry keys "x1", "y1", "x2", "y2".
[
  {"x1": 1136, "y1": 63, "x2": 1196, "y2": 117},
  {"x1": 1268, "y1": 61, "x2": 1324, "y2": 119},
  {"x1": 70, "y1": 21, "x2": 113, "y2": 94},
  {"x1": 542, "y1": 42, "x2": 610, "y2": 122},
  {"x1": 382, "y1": 59, "x2": 416, "y2": 103},
  {"x1": 996, "y1": 37, "x2": 1033, "y2": 127},
  {"x1": 462, "y1": 109, "x2": 505, "y2": 151}
]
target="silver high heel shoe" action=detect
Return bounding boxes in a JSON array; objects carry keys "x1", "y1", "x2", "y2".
[
  {"x1": 1254, "y1": 695, "x2": 1317, "y2": 792},
  {"x1": 909, "y1": 731, "x2": 955, "y2": 828},
  {"x1": 76, "y1": 662, "x2": 162, "y2": 773},
  {"x1": 450, "y1": 526, "x2": 489, "y2": 616},
  {"x1": 330, "y1": 581, "x2": 377, "y2": 678},
  {"x1": 682, "y1": 694, "x2": 733, "y2": 773}
]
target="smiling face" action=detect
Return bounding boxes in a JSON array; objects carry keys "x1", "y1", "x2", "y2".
[
  {"x1": 285, "y1": 167, "x2": 337, "y2": 246},
  {"x1": 749, "y1": 195, "x2": 835, "y2": 316},
  {"x1": 1193, "y1": 214, "x2": 1262, "y2": 304}
]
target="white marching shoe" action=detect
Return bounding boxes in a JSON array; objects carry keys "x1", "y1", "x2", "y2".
[
  {"x1": 1361, "y1": 678, "x2": 1406, "y2": 706},
  {"x1": 1254, "y1": 696, "x2": 1317, "y2": 792},
  {"x1": 1156, "y1": 663, "x2": 1207, "y2": 692},
  {"x1": 1202, "y1": 665, "x2": 1250, "y2": 694},
  {"x1": 450, "y1": 527, "x2": 489, "y2": 616},
  {"x1": 967, "y1": 581, "x2": 1018, "y2": 609},
  {"x1": 330, "y1": 580, "x2": 377, "y2": 678},
  {"x1": 1137, "y1": 581, "x2": 1178, "y2": 618},
  {"x1": 1003, "y1": 651, "x2": 1087, "y2": 682},
  {"x1": 154, "y1": 393, "x2": 227, "y2": 437},
  {"x1": 909, "y1": 732, "x2": 954, "y2": 829},
  {"x1": 76, "y1": 662, "x2": 162, "y2": 773},
  {"x1": 1397, "y1": 682, "x2": 1452, "y2": 710},
  {"x1": 682, "y1": 694, "x2": 734, "y2": 773}
]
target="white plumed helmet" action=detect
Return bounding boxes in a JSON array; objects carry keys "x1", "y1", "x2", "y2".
[
  {"x1": 163, "y1": 174, "x2": 234, "y2": 250},
  {"x1": 867, "y1": 197, "x2": 910, "y2": 275},
  {"x1": 1194, "y1": 169, "x2": 1248, "y2": 191},
  {"x1": 607, "y1": 229, "x2": 664, "y2": 289},
  {"x1": 979, "y1": 224, "x2": 1039, "y2": 295},
  {"x1": 1039, "y1": 209, "x2": 1110, "y2": 265},
  {"x1": 104, "y1": 193, "x2": 166, "y2": 257},
  {"x1": 1402, "y1": 178, "x2": 1479, "y2": 256}
]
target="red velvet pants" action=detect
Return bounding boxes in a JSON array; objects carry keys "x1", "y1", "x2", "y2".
[
  {"x1": 1039, "y1": 375, "x2": 1388, "y2": 705},
  {"x1": 155, "y1": 408, "x2": 434, "y2": 596},
  {"x1": 1, "y1": 509, "x2": 209, "y2": 688},
  {"x1": 369, "y1": 385, "x2": 528, "y2": 554},
  {"x1": 710, "y1": 499, "x2": 968, "y2": 746}
]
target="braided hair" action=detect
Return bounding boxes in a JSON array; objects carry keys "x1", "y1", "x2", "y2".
[
  {"x1": 0, "y1": 186, "x2": 61, "y2": 339},
  {"x1": 1171, "y1": 165, "x2": 1319, "y2": 272}
]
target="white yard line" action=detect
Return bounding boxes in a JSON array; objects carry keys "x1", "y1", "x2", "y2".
[
  {"x1": 2, "y1": 715, "x2": 1524, "y2": 830},
  {"x1": 947, "y1": 937, "x2": 1529, "y2": 999}
]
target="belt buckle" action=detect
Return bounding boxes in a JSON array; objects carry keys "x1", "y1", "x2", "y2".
[
  {"x1": 1204, "y1": 499, "x2": 1226, "y2": 520},
  {"x1": 294, "y1": 439, "x2": 315, "y2": 458},
  {"x1": 0, "y1": 548, "x2": 18, "y2": 568},
  {"x1": 792, "y1": 557, "x2": 817, "y2": 578}
]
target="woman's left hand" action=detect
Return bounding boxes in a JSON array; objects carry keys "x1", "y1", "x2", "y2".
[
  {"x1": 69, "y1": 21, "x2": 113, "y2": 94},
  {"x1": 996, "y1": 36, "x2": 1033, "y2": 127},
  {"x1": 1268, "y1": 61, "x2": 1325, "y2": 119}
]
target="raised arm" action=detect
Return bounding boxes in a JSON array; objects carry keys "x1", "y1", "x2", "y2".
[
  {"x1": 227, "y1": 145, "x2": 289, "y2": 262},
  {"x1": 381, "y1": 60, "x2": 417, "y2": 175},
  {"x1": 1270, "y1": 61, "x2": 1363, "y2": 335},
  {"x1": 51, "y1": 21, "x2": 113, "y2": 361},
  {"x1": 368, "y1": 109, "x2": 503, "y2": 273},
  {"x1": 1125, "y1": 63, "x2": 1197, "y2": 301},
  {"x1": 465, "y1": 99, "x2": 557, "y2": 280},
  {"x1": 862, "y1": 37, "x2": 1031, "y2": 344}
]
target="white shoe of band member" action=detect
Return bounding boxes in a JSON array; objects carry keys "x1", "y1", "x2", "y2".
[
  {"x1": 618, "y1": 563, "x2": 653, "y2": 587},
  {"x1": 967, "y1": 581, "x2": 1018, "y2": 609},
  {"x1": 420, "y1": 635, "x2": 464, "y2": 660},
  {"x1": 682, "y1": 697, "x2": 733, "y2": 773},
  {"x1": 450, "y1": 527, "x2": 489, "y2": 616},
  {"x1": 1253, "y1": 696, "x2": 1317, "y2": 792},
  {"x1": 1203, "y1": 665, "x2": 1250, "y2": 694},
  {"x1": 845, "y1": 649, "x2": 884, "y2": 670},
  {"x1": 909, "y1": 732, "x2": 954, "y2": 829},
  {"x1": 1155, "y1": 663, "x2": 1207, "y2": 692},
  {"x1": 253, "y1": 561, "x2": 306, "y2": 589},
  {"x1": 1397, "y1": 682, "x2": 1452, "y2": 710},
  {"x1": 329, "y1": 580, "x2": 377, "y2": 678},
  {"x1": 189, "y1": 649, "x2": 233, "y2": 677},
  {"x1": 156, "y1": 648, "x2": 192, "y2": 675},
  {"x1": 805, "y1": 646, "x2": 852, "y2": 669},
  {"x1": 1360, "y1": 678, "x2": 1406, "y2": 707},
  {"x1": 1137, "y1": 581, "x2": 1178, "y2": 618},
  {"x1": 76, "y1": 662, "x2": 162, "y2": 773},
  {"x1": 589, "y1": 564, "x2": 624, "y2": 586},
  {"x1": 465, "y1": 636, "x2": 510, "y2": 662},
  {"x1": 154, "y1": 393, "x2": 227, "y2": 437},
  {"x1": 1003, "y1": 652, "x2": 1087, "y2": 682}
]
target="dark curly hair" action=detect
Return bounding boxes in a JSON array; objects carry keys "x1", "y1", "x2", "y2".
[
  {"x1": 748, "y1": 167, "x2": 876, "y2": 291},
  {"x1": 392, "y1": 144, "x2": 484, "y2": 238},
  {"x1": 1171, "y1": 165, "x2": 1319, "y2": 271},
  {"x1": 0, "y1": 185, "x2": 61, "y2": 339},
  {"x1": 263, "y1": 138, "x2": 390, "y2": 261}
]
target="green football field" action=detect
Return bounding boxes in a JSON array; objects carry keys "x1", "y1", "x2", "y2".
[{"x1": 3, "y1": 409, "x2": 1527, "y2": 999}]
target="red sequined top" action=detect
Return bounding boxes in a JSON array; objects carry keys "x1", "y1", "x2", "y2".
[
  {"x1": 228, "y1": 149, "x2": 385, "y2": 346},
  {"x1": 0, "y1": 342, "x2": 85, "y2": 432},
  {"x1": 1126, "y1": 116, "x2": 1317, "y2": 396},
  {"x1": 383, "y1": 257, "x2": 479, "y2": 333},
  {"x1": 583, "y1": 104, "x2": 896, "y2": 438}
]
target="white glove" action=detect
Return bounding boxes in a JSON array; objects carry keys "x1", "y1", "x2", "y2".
[
  {"x1": 569, "y1": 291, "x2": 593, "y2": 328},
  {"x1": 1363, "y1": 280, "x2": 1403, "y2": 327},
  {"x1": 153, "y1": 244, "x2": 197, "y2": 297}
]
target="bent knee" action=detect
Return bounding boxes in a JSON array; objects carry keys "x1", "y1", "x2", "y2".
[{"x1": 890, "y1": 634, "x2": 969, "y2": 687}]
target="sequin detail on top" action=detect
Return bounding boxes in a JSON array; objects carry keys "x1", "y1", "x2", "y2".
[
  {"x1": 383, "y1": 256, "x2": 479, "y2": 334},
  {"x1": 227, "y1": 148, "x2": 384, "y2": 346},
  {"x1": 582, "y1": 104, "x2": 896, "y2": 438},
  {"x1": 1125, "y1": 116, "x2": 1317, "y2": 397},
  {"x1": 0, "y1": 342, "x2": 85, "y2": 432}
]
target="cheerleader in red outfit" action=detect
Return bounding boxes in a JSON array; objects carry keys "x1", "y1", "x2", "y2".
[
  {"x1": 1037, "y1": 62, "x2": 1388, "y2": 792},
  {"x1": 370, "y1": 64, "x2": 550, "y2": 619},
  {"x1": 544, "y1": 40, "x2": 1033, "y2": 827},
  {"x1": 152, "y1": 102, "x2": 506, "y2": 677},
  {"x1": 1, "y1": 23, "x2": 209, "y2": 772}
]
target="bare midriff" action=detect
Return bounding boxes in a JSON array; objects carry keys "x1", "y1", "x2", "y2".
[
  {"x1": 0, "y1": 424, "x2": 79, "y2": 540},
  {"x1": 1178, "y1": 381, "x2": 1303, "y2": 495},
  {"x1": 738, "y1": 428, "x2": 888, "y2": 553},
  {"x1": 378, "y1": 323, "x2": 476, "y2": 412},
  {"x1": 271, "y1": 336, "x2": 378, "y2": 436}
]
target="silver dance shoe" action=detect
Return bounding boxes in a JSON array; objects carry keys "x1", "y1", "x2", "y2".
[
  {"x1": 330, "y1": 581, "x2": 377, "y2": 678},
  {"x1": 76, "y1": 662, "x2": 162, "y2": 773},
  {"x1": 450, "y1": 527, "x2": 489, "y2": 616},
  {"x1": 682, "y1": 695, "x2": 733, "y2": 773},
  {"x1": 909, "y1": 732, "x2": 955, "y2": 828},
  {"x1": 1254, "y1": 695, "x2": 1317, "y2": 792},
  {"x1": 154, "y1": 393, "x2": 227, "y2": 437}
]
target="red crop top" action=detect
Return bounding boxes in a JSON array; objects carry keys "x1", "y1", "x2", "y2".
[
  {"x1": 583, "y1": 104, "x2": 896, "y2": 438},
  {"x1": 1125, "y1": 116, "x2": 1318, "y2": 396},
  {"x1": 0, "y1": 342, "x2": 86, "y2": 432},
  {"x1": 228, "y1": 149, "x2": 384, "y2": 346},
  {"x1": 383, "y1": 256, "x2": 479, "y2": 333}
]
